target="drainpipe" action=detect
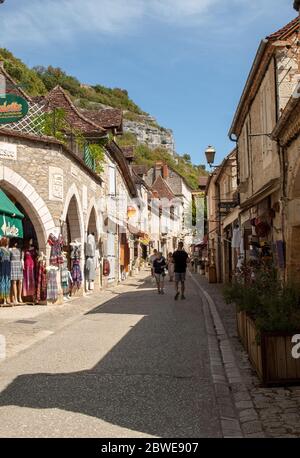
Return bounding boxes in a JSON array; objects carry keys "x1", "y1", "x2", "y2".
[{"x1": 216, "y1": 180, "x2": 223, "y2": 283}]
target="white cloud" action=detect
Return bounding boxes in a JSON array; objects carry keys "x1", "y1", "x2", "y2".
[{"x1": 0, "y1": 0, "x2": 293, "y2": 46}]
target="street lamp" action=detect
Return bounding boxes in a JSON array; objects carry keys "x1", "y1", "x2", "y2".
[
  {"x1": 294, "y1": 0, "x2": 300, "y2": 12},
  {"x1": 205, "y1": 146, "x2": 216, "y2": 167}
]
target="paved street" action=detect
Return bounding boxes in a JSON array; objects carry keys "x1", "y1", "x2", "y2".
[{"x1": 0, "y1": 271, "x2": 224, "y2": 438}]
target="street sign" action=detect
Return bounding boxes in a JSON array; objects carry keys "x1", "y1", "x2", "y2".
[{"x1": 0, "y1": 94, "x2": 29, "y2": 124}]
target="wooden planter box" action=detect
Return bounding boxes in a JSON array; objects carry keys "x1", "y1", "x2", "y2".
[{"x1": 236, "y1": 311, "x2": 300, "y2": 386}]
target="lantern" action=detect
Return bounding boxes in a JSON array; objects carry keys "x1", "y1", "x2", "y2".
[
  {"x1": 205, "y1": 146, "x2": 216, "y2": 167},
  {"x1": 127, "y1": 206, "x2": 136, "y2": 219}
]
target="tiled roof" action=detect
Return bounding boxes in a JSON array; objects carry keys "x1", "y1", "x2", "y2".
[
  {"x1": 44, "y1": 86, "x2": 105, "y2": 136},
  {"x1": 132, "y1": 165, "x2": 149, "y2": 176},
  {"x1": 151, "y1": 175, "x2": 175, "y2": 200},
  {"x1": 267, "y1": 16, "x2": 299, "y2": 41},
  {"x1": 80, "y1": 108, "x2": 123, "y2": 132},
  {"x1": 199, "y1": 176, "x2": 208, "y2": 188}
]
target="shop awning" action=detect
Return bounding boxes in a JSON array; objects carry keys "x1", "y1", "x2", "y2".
[{"x1": 0, "y1": 188, "x2": 24, "y2": 238}]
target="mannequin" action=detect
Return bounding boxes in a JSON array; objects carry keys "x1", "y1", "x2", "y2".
[
  {"x1": 9, "y1": 238, "x2": 23, "y2": 304},
  {"x1": 23, "y1": 238, "x2": 37, "y2": 301},
  {"x1": 70, "y1": 240, "x2": 82, "y2": 291},
  {"x1": 61, "y1": 252, "x2": 73, "y2": 300},
  {"x1": 0, "y1": 237, "x2": 11, "y2": 306},
  {"x1": 86, "y1": 233, "x2": 96, "y2": 290}
]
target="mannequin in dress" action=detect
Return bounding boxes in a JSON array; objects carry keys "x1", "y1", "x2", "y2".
[
  {"x1": 10, "y1": 238, "x2": 23, "y2": 304},
  {"x1": 23, "y1": 238, "x2": 37, "y2": 301},
  {"x1": 0, "y1": 237, "x2": 11, "y2": 306}
]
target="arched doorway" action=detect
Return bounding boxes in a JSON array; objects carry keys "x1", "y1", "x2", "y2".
[
  {"x1": 86, "y1": 206, "x2": 101, "y2": 291},
  {"x1": 0, "y1": 172, "x2": 55, "y2": 253},
  {"x1": 0, "y1": 174, "x2": 55, "y2": 303},
  {"x1": 61, "y1": 193, "x2": 84, "y2": 296}
]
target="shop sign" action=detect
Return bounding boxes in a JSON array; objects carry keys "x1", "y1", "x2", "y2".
[
  {"x1": 0, "y1": 94, "x2": 29, "y2": 124},
  {"x1": 0, "y1": 214, "x2": 23, "y2": 238}
]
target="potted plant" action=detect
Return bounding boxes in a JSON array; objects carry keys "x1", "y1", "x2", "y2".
[{"x1": 224, "y1": 264, "x2": 300, "y2": 386}]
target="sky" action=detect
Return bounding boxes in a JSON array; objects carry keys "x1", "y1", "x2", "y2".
[{"x1": 0, "y1": 0, "x2": 296, "y2": 166}]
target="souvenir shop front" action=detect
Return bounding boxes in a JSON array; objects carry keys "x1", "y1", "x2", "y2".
[
  {"x1": 237, "y1": 196, "x2": 280, "y2": 276},
  {"x1": 0, "y1": 187, "x2": 50, "y2": 306},
  {"x1": 0, "y1": 187, "x2": 88, "y2": 306}
]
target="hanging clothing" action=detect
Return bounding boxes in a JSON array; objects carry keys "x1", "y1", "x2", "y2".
[
  {"x1": 47, "y1": 268, "x2": 58, "y2": 301},
  {"x1": 0, "y1": 247, "x2": 11, "y2": 299},
  {"x1": 86, "y1": 234, "x2": 96, "y2": 257},
  {"x1": 85, "y1": 257, "x2": 96, "y2": 282},
  {"x1": 61, "y1": 267, "x2": 72, "y2": 295},
  {"x1": 36, "y1": 260, "x2": 47, "y2": 302},
  {"x1": 23, "y1": 247, "x2": 37, "y2": 296},
  {"x1": 71, "y1": 260, "x2": 82, "y2": 288},
  {"x1": 10, "y1": 247, "x2": 23, "y2": 281},
  {"x1": 232, "y1": 227, "x2": 242, "y2": 249},
  {"x1": 48, "y1": 234, "x2": 64, "y2": 266}
]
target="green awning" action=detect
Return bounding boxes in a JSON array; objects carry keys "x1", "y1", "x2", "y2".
[{"x1": 0, "y1": 188, "x2": 24, "y2": 238}]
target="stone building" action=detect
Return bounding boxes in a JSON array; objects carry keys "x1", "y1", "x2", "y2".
[
  {"x1": 134, "y1": 161, "x2": 195, "y2": 254},
  {"x1": 271, "y1": 92, "x2": 300, "y2": 284},
  {"x1": 0, "y1": 65, "x2": 146, "y2": 304},
  {"x1": 206, "y1": 150, "x2": 238, "y2": 283},
  {"x1": 228, "y1": 16, "x2": 300, "y2": 280}
]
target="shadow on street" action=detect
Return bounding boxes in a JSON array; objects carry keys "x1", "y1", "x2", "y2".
[{"x1": 0, "y1": 276, "x2": 221, "y2": 437}]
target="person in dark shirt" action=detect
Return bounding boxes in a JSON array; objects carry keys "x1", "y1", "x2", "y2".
[
  {"x1": 173, "y1": 242, "x2": 190, "y2": 300},
  {"x1": 153, "y1": 252, "x2": 167, "y2": 295}
]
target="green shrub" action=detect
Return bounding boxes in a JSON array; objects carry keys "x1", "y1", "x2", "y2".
[{"x1": 224, "y1": 265, "x2": 300, "y2": 333}]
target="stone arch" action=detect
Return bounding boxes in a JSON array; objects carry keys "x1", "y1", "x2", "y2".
[
  {"x1": 61, "y1": 184, "x2": 84, "y2": 244},
  {"x1": 0, "y1": 165, "x2": 56, "y2": 252},
  {"x1": 86, "y1": 198, "x2": 102, "y2": 241}
]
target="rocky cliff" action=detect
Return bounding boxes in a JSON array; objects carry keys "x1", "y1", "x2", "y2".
[{"x1": 123, "y1": 114, "x2": 175, "y2": 155}]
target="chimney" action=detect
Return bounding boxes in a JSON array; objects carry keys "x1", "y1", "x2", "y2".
[
  {"x1": 163, "y1": 164, "x2": 169, "y2": 179},
  {"x1": 155, "y1": 161, "x2": 163, "y2": 179}
]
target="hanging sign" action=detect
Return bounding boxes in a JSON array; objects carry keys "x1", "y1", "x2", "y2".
[
  {"x1": 0, "y1": 94, "x2": 29, "y2": 124},
  {"x1": 0, "y1": 214, "x2": 23, "y2": 238}
]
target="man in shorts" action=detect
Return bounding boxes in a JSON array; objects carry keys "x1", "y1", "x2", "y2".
[
  {"x1": 173, "y1": 242, "x2": 190, "y2": 300},
  {"x1": 153, "y1": 252, "x2": 167, "y2": 294}
]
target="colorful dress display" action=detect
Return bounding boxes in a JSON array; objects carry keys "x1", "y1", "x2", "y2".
[
  {"x1": 10, "y1": 247, "x2": 23, "y2": 281},
  {"x1": 61, "y1": 258, "x2": 72, "y2": 295},
  {"x1": 48, "y1": 234, "x2": 64, "y2": 266},
  {"x1": 47, "y1": 267, "x2": 58, "y2": 301},
  {"x1": 70, "y1": 242, "x2": 82, "y2": 289},
  {"x1": 0, "y1": 247, "x2": 11, "y2": 299},
  {"x1": 22, "y1": 246, "x2": 37, "y2": 297},
  {"x1": 36, "y1": 259, "x2": 47, "y2": 302}
]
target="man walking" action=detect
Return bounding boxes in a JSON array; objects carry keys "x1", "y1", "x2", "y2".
[
  {"x1": 153, "y1": 252, "x2": 167, "y2": 294},
  {"x1": 173, "y1": 242, "x2": 190, "y2": 300}
]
